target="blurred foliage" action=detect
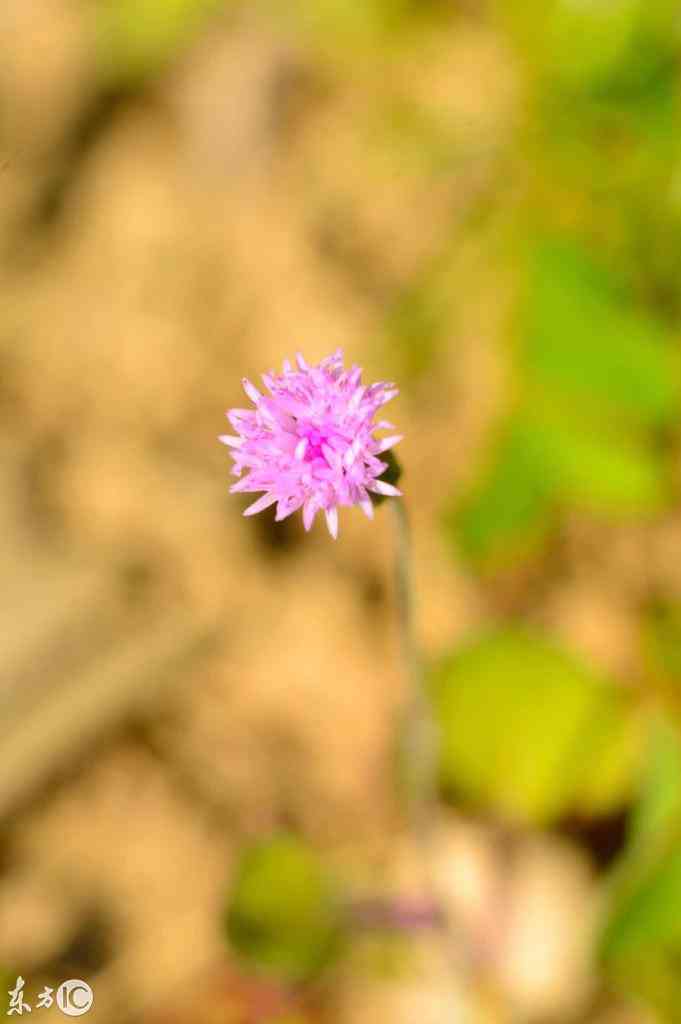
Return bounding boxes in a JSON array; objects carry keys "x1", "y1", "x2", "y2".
[
  {"x1": 431, "y1": 629, "x2": 645, "y2": 825},
  {"x1": 503, "y1": 0, "x2": 681, "y2": 98},
  {"x1": 96, "y1": 0, "x2": 227, "y2": 85},
  {"x1": 224, "y1": 834, "x2": 344, "y2": 984},
  {"x1": 601, "y1": 718, "x2": 681, "y2": 1017},
  {"x1": 450, "y1": 416, "x2": 557, "y2": 569},
  {"x1": 522, "y1": 240, "x2": 678, "y2": 428},
  {"x1": 628, "y1": 717, "x2": 681, "y2": 852},
  {"x1": 643, "y1": 601, "x2": 681, "y2": 693},
  {"x1": 506, "y1": 0, "x2": 681, "y2": 315},
  {"x1": 449, "y1": 240, "x2": 677, "y2": 569},
  {"x1": 441, "y1": 5, "x2": 681, "y2": 1010},
  {"x1": 276, "y1": 0, "x2": 452, "y2": 52},
  {"x1": 446, "y1": 0, "x2": 680, "y2": 572}
]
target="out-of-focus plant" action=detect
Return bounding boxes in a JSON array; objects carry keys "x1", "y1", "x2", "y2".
[
  {"x1": 431, "y1": 628, "x2": 646, "y2": 826},
  {"x1": 448, "y1": 238, "x2": 679, "y2": 570},
  {"x1": 224, "y1": 834, "x2": 344, "y2": 983},
  {"x1": 96, "y1": 0, "x2": 227, "y2": 86},
  {"x1": 502, "y1": 0, "x2": 681, "y2": 311},
  {"x1": 440, "y1": 5, "x2": 681, "y2": 1017},
  {"x1": 600, "y1": 718, "x2": 681, "y2": 1016}
]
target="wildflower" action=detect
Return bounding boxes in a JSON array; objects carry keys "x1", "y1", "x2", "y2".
[{"x1": 220, "y1": 349, "x2": 402, "y2": 539}]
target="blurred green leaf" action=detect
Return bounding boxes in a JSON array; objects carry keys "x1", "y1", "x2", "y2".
[
  {"x1": 590, "y1": 28, "x2": 678, "y2": 117},
  {"x1": 547, "y1": 0, "x2": 640, "y2": 92},
  {"x1": 629, "y1": 716, "x2": 681, "y2": 851},
  {"x1": 600, "y1": 844, "x2": 681, "y2": 1011},
  {"x1": 643, "y1": 602, "x2": 681, "y2": 686},
  {"x1": 224, "y1": 834, "x2": 343, "y2": 983},
  {"x1": 532, "y1": 412, "x2": 668, "y2": 515},
  {"x1": 431, "y1": 629, "x2": 643, "y2": 825},
  {"x1": 571, "y1": 694, "x2": 647, "y2": 818},
  {"x1": 97, "y1": 0, "x2": 225, "y2": 84},
  {"x1": 506, "y1": 0, "x2": 680, "y2": 120},
  {"x1": 600, "y1": 717, "x2": 681, "y2": 1016},
  {"x1": 522, "y1": 240, "x2": 679, "y2": 428},
  {"x1": 448, "y1": 417, "x2": 558, "y2": 569},
  {"x1": 448, "y1": 238, "x2": 675, "y2": 570},
  {"x1": 449, "y1": 405, "x2": 666, "y2": 570}
]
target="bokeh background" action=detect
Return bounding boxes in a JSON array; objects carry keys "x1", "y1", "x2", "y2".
[{"x1": 2, "y1": 0, "x2": 681, "y2": 1021}]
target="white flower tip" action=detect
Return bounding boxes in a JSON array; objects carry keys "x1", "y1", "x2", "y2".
[
  {"x1": 360, "y1": 497, "x2": 374, "y2": 520},
  {"x1": 230, "y1": 477, "x2": 251, "y2": 493},
  {"x1": 379, "y1": 389, "x2": 399, "y2": 405},
  {"x1": 218, "y1": 434, "x2": 242, "y2": 448},
  {"x1": 243, "y1": 493, "x2": 277, "y2": 516},
  {"x1": 275, "y1": 498, "x2": 299, "y2": 522},
  {"x1": 303, "y1": 500, "x2": 316, "y2": 531},
  {"x1": 371, "y1": 480, "x2": 402, "y2": 497},
  {"x1": 242, "y1": 378, "x2": 261, "y2": 404},
  {"x1": 376, "y1": 434, "x2": 403, "y2": 454},
  {"x1": 325, "y1": 507, "x2": 339, "y2": 540}
]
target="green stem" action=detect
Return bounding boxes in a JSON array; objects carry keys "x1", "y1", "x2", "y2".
[
  {"x1": 392, "y1": 499, "x2": 439, "y2": 830},
  {"x1": 391, "y1": 499, "x2": 469, "y2": 974}
]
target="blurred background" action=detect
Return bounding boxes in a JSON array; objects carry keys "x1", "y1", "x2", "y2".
[{"x1": 2, "y1": 0, "x2": 681, "y2": 1021}]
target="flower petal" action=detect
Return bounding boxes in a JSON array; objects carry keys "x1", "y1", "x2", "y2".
[
  {"x1": 228, "y1": 408, "x2": 254, "y2": 429},
  {"x1": 325, "y1": 506, "x2": 339, "y2": 539},
  {"x1": 230, "y1": 476, "x2": 256, "y2": 493},
  {"x1": 243, "y1": 492, "x2": 278, "y2": 516},
  {"x1": 378, "y1": 388, "x2": 399, "y2": 405},
  {"x1": 275, "y1": 495, "x2": 303, "y2": 521},
  {"x1": 360, "y1": 497, "x2": 374, "y2": 519},
  {"x1": 370, "y1": 480, "x2": 402, "y2": 497},
  {"x1": 322, "y1": 444, "x2": 341, "y2": 469},
  {"x1": 348, "y1": 386, "x2": 365, "y2": 412},
  {"x1": 344, "y1": 437, "x2": 362, "y2": 467},
  {"x1": 242, "y1": 378, "x2": 261, "y2": 404},
  {"x1": 303, "y1": 499, "x2": 317, "y2": 531},
  {"x1": 375, "y1": 434, "x2": 403, "y2": 453}
]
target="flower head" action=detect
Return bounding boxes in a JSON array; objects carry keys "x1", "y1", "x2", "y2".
[{"x1": 220, "y1": 349, "x2": 402, "y2": 538}]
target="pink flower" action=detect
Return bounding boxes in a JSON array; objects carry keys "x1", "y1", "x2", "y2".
[{"x1": 220, "y1": 349, "x2": 402, "y2": 539}]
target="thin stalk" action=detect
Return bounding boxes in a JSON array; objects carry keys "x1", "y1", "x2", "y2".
[{"x1": 391, "y1": 498, "x2": 469, "y2": 975}]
